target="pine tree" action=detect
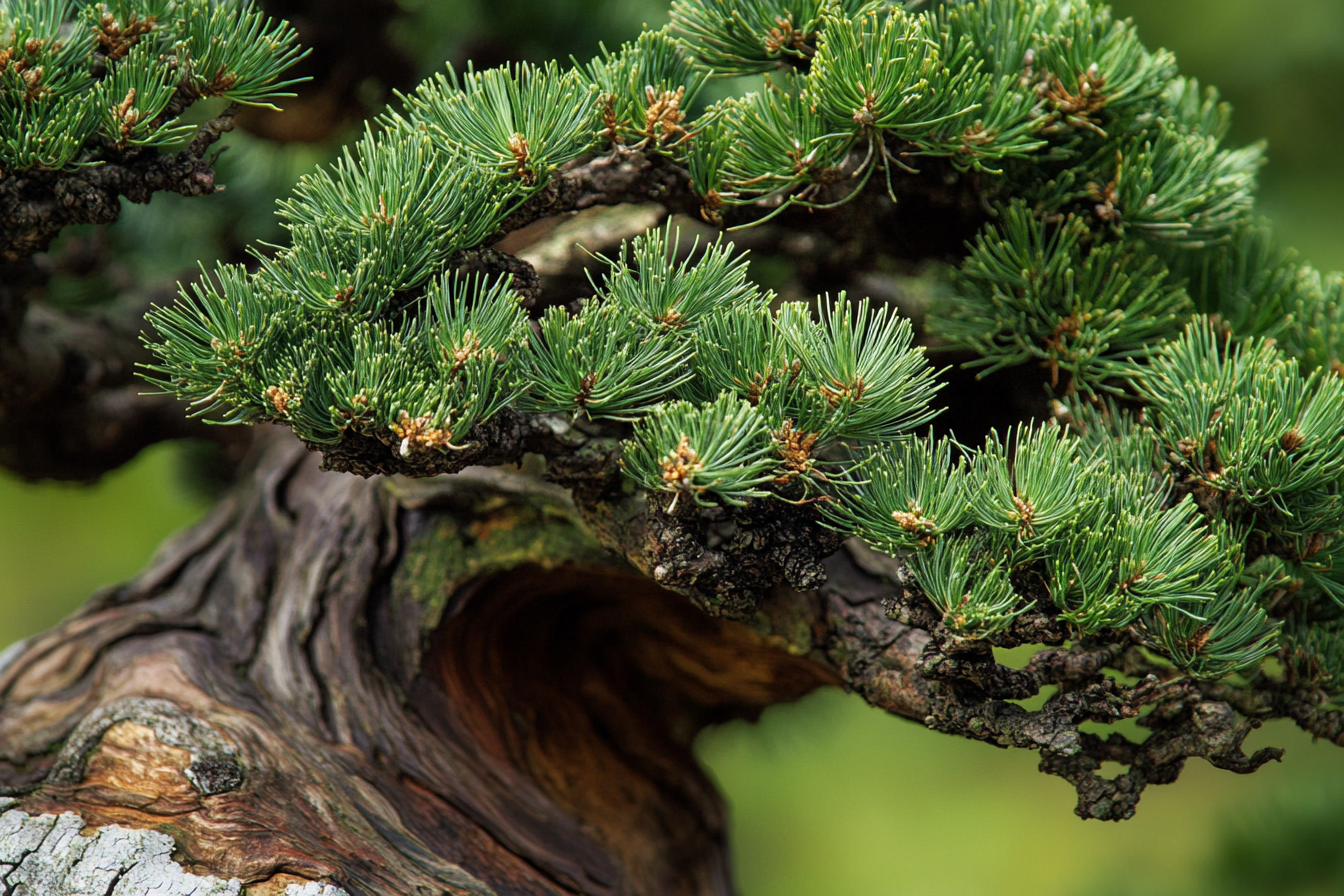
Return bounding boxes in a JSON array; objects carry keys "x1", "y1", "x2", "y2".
[{"x1": 2, "y1": 1, "x2": 1343, "y2": 893}]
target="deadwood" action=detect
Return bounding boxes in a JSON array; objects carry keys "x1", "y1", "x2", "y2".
[
  {"x1": 0, "y1": 431, "x2": 836, "y2": 894},
  {"x1": 0, "y1": 415, "x2": 1305, "y2": 894}
]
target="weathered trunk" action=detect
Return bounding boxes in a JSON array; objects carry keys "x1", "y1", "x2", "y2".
[{"x1": 0, "y1": 430, "x2": 926, "y2": 895}]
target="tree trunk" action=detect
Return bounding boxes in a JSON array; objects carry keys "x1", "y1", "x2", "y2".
[{"x1": 0, "y1": 430, "x2": 926, "y2": 895}]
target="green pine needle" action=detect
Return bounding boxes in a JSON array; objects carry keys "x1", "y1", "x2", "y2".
[
  {"x1": 593, "y1": 224, "x2": 767, "y2": 334},
  {"x1": 521, "y1": 302, "x2": 693, "y2": 421},
  {"x1": 670, "y1": 0, "x2": 871, "y2": 76},
  {"x1": 399, "y1": 60, "x2": 599, "y2": 192},
  {"x1": 776, "y1": 293, "x2": 942, "y2": 442},
  {"x1": 822, "y1": 436, "x2": 972, "y2": 553},
  {"x1": 909, "y1": 534, "x2": 1026, "y2": 639},
  {"x1": 622, "y1": 392, "x2": 778, "y2": 510}
]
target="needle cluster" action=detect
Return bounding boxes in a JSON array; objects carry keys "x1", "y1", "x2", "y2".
[{"x1": 0, "y1": 0, "x2": 304, "y2": 175}]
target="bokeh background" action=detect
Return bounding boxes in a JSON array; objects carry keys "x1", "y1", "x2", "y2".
[{"x1": 4, "y1": 1, "x2": 1344, "y2": 894}]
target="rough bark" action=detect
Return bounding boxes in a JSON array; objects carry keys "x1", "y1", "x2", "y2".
[
  {"x1": 0, "y1": 105, "x2": 240, "y2": 263},
  {"x1": 0, "y1": 431, "x2": 844, "y2": 894}
]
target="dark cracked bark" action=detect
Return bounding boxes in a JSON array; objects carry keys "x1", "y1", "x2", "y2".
[{"x1": 0, "y1": 105, "x2": 241, "y2": 263}]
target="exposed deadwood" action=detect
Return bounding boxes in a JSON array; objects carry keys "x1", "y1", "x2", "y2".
[{"x1": 0, "y1": 431, "x2": 864, "y2": 894}]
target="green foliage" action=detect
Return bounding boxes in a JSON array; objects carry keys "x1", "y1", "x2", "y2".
[
  {"x1": 715, "y1": 75, "x2": 855, "y2": 208},
  {"x1": 91, "y1": 45, "x2": 193, "y2": 147},
  {"x1": 1103, "y1": 123, "x2": 1261, "y2": 245},
  {"x1": 0, "y1": 0, "x2": 304, "y2": 174},
  {"x1": 809, "y1": 10, "x2": 982, "y2": 144},
  {"x1": 143, "y1": 263, "x2": 281, "y2": 423},
  {"x1": 1279, "y1": 267, "x2": 1344, "y2": 376},
  {"x1": 909, "y1": 534, "x2": 1024, "y2": 638},
  {"x1": 1160, "y1": 76, "x2": 1232, "y2": 142},
  {"x1": 419, "y1": 272, "x2": 532, "y2": 430},
  {"x1": 1134, "y1": 320, "x2": 1344, "y2": 540},
  {"x1": 593, "y1": 227, "x2": 766, "y2": 333},
  {"x1": 1059, "y1": 397, "x2": 1160, "y2": 475},
  {"x1": 397, "y1": 60, "x2": 599, "y2": 191},
  {"x1": 679, "y1": 305, "x2": 786, "y2": 404},
  {"x1": 320, "y1": 319, "x2": 430, "y2": 447},
  {"x1": 136, "y1": 0, "x2": 1344, "y2": 689},
  {"x1": 932, "y1": 202, "x2": 1191, "y2": 391},
  {"x1": 1046, "y1": 495, "x2": 1233, "y2": 631},
  {"x1": 928, "y1": 1, "x2": 1047, "y2": 169},
  {"x1": 1143, "y1": 576, "x2": 1281, "y2": 679},
  {"x1": 670, "y1": 0, "x2": 873, "y2": 75},
  {"x1": 585, "y1": 28, "x2": 706, "y2": 150},
  {"x1": 273, "y1": 129, "x2": 503, "y2": 315},
  {"x1": 426, "y1": 272, "x2": 533, "y2": 378},
  {"x1": 968, "y1": 422, "x2": 1099, "y2": 555},
  {"x1": 146, "y1": 267, "x2": 530, "y2": 452},
  {"x1": 623, "y1": 393, "x2": 777, "y2": 509},
  {"x1": 171, "y1": 0, "x2": 307, "y2": 107},
  {"x1": 775, "y1": 295, "x2": 941, "y2": 442},
  {"x1": 1285, "y1": 617, "x2": 1344, "y2": 700},
  {"x1": 338, "y1": 285, "x2": 525, "y2": 451},
  {"x1": 821, "y1": 436, "x2": 970, "y2": 552},
  {"x1": 520, "y1": 301, "x2": 692, "y2": 420},
  {"x1": 1167, "y1": 223, "x2": 1300, "y2": 339},
  {"x1": 1029, "y1": 0, "x2": 1174, "y2": 128},
  {"x1": 1297, "y1": 532, "x2": 1344, "y2": 610}
]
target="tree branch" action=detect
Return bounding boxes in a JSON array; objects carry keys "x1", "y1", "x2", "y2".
[
  {"x1": 0, "y1": 104, "x2": 256, "y2": 481},
  {"x1": 0, "y1": 105, "x2": 240, "y2": 263},
  {"x1": 0, "y1": 424, "x2": 1328, "y2": 896},
  {"x1": 0, "y1": 258, "x2": 251, "y2": 482}
]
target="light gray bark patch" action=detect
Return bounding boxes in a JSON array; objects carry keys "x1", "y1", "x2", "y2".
[
  {"x1": 0, "y1": 810, "x2": 56, "y2": 864},
  {"x1": 0, "y1": 809, "x2": 241, "y2": 896},
  {"x1": 47, "y1": 697, "x2": 243, "y2": 795},
  {"x1": 284, "y1": 883, "x2": 351, "y2": 896}
]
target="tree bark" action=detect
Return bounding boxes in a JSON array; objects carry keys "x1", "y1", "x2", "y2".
[{"x1": 0, "y1": 429, "x2": 903, "y2": 895}]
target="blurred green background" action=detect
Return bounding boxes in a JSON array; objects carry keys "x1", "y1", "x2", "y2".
[{"x1": 4, "y1": 1, "x2": 1344, "y2": 894}]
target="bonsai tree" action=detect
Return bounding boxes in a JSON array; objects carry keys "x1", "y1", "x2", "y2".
[{"x1": 2, "y1": 0, "x2": 1343, "y2": 893}]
